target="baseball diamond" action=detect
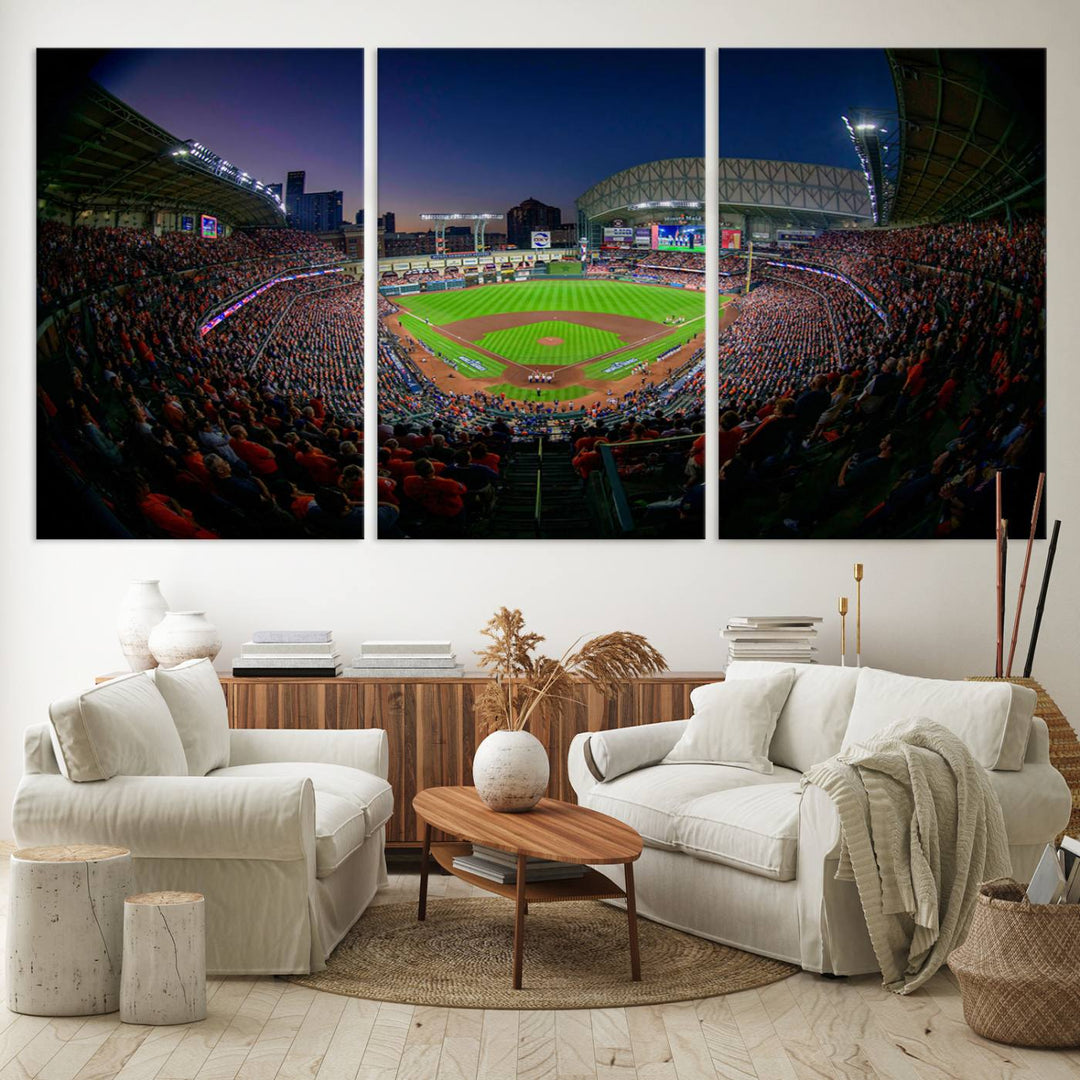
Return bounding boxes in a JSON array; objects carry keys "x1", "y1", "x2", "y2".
[{"x1": 386, "y1": 280, "x2": 709, "y2": 406}]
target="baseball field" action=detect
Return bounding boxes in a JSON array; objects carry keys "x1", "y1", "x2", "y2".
[{"x1": 389, "y1": 280, "x2": 707, "y2": 403}]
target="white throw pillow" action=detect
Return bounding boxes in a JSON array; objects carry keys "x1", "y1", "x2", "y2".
[
  {"x1": 663, "y1": 670, "x2": 795, "y2": 774},
  {"x1": 842, "y1": 667, "x2": 1036, "y2": 771},
  {"x1": 585, "y1": 719, "x2": 689, "y2": 782},
  {"x1": 150, "y1": 658, "x2": 230, "y2": 775},
  {"x1": 725, "y1": 661, "x2": 859, "y2": 772},
  {"x1": 49, "y1": 672, "x2": 188, "y2": 782}
]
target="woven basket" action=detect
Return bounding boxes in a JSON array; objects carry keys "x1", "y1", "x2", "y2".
[{"x1": 949, "y1": 879, "x2": 1080, "y2": 1047}]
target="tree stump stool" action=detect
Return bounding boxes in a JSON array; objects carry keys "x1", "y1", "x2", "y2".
[
  {"x1": 7, "y1": 844, "x2": 132, "y2": 1015},
  {"x1": 120, "y1": 891, "x2": 207, "y2": 1025}
]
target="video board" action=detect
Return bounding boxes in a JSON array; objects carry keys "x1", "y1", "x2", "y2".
[
  {"x1": 654, "y1": 224, "x2": 705, "y2": 253},
  {"x1": 721, "y1": 228, "x2": 742, "y2": 250},
  {"x1": 602, "y1": 226, "x2": 634, "y2": 248},
  {"x1": 200, "y1": 214, "x2": 218, "y2": 239}
]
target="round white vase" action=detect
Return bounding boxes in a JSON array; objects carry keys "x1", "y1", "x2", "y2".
[
  {"x1": 116, "y1": 580, "x2": 169, "y2": 671},
  {"x1": 148, "y1": 611, "x2": 222, "y2": 669},
  {"x1": 472, "y1": 729, "x2": 550, "y2": 812}
]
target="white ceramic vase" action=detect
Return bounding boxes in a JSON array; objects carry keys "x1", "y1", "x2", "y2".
[
  {"x1": 148, "y1": 611, "x2": 222, "y2": 669},
  {"x1": 116, "y1": 580, "x2": 169, "y2": 671},
  {"x1": 472, "y1": 729, "x2": 550, "y2": 812}
]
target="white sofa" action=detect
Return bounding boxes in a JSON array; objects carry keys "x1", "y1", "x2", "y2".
[
  {"x1": 12, "y1": 661, "x2": 392, "y2": 975},
  {"x1": 568, "y1": 663, "x2": 1072, "y2": 976}
]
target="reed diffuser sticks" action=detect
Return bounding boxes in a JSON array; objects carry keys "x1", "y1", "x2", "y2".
[
  {"x1": 1006, "y1": 472, "x2": 1046, "y2": 676},
  {"x1": 995, "y1": 472, "x2": 1004, "y2": 677},
  {"x1": 1024, "y1": 518, "x2": 1061, "y2": 679}
]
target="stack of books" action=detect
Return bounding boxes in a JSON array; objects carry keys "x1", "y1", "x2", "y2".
[
  {"x1": 723, "y1": 616, "x2": 822, "y2": 665},
  {"x1": 1027, "y1": 836, "x2": 1080, "y2": 904},
  {"x1": 451, "y1": 844, "x2": 587, "y2": 885},
  {"x1": 232, "y1": 631, "x2": 341, "y2": 677},
  {"x1": 344, "y1": 640, "x2": 464, "y2": 679}
]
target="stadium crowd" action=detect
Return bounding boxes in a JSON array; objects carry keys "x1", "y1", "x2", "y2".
[
  {"x1": 714, "y1": 217, "x2": 1046, "y2": 538},
  {"x1": 254, "y1": 282, "x2": 364, "y2": 419},
  {"x1": 38, "y1": 222, "x2": 341, "y2": 312},
  {"x1": 38, "y1": 224, "x2": 365, "y2": 538}
]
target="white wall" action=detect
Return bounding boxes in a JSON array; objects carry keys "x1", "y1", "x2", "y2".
[{"x1": 3, "y1": 0, "x2": 1079, "y2": 835}]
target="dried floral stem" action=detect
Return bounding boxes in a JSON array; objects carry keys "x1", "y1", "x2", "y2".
[{"x1": 474, "y1": 607, "x2": 666, "y2": 735}]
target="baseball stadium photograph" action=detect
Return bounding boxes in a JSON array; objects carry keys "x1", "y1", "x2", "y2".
[
  {"x1": 37, "y1": 49, "x2": 365, "y2": 539},
  {"x1": 715, "y1": 48, "x2": 1046, "y2": 540},
  {"x1": 377, "y1": 49, "x2": 706, "y2": 540}
]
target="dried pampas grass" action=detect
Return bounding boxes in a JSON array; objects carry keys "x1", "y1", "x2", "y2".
[{"x1": 475, "y1": 607, "x2": 666, "y2": 734}]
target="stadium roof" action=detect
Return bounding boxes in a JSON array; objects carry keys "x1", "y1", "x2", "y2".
[
  {"x1": 886, "y1": 49, "x2": 1046, "y2": 223},
  {"x1": 718, "y1": 159, "x2": 871, "y2": 228},
  {"x1": 38, "y1": 80, "x2": 285, "y2": 228},
  {"x1": 576, "y1": 158, "x2": 705, "y2": 223},
  {"x1": 576, "y1": 157, "x2": 871, "y2": 229}
]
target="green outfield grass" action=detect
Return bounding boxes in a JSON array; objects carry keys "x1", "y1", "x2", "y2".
[
  {"x1": 476, "y1": 321, "x2": 623, "y2": 367},
  {"x1": 396, "y1": 279, "x2": 704, "y2": 326},
  {"x1": 398, "y1": 313, "x2": 505, "y2": 378},
  {"x1": 487, "y1": 383, "x2": 592, "y2": 403},
  {"x1": 545, "y1": 260, "x2": 582, "y2": 275},
  {"x1": 581, "y1": 315, "x2": 706, "y2": 379}
]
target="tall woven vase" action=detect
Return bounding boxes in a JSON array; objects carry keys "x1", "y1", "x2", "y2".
[{"x1": 949, "y1": 879, "x2": 1080, "y2": 1048}]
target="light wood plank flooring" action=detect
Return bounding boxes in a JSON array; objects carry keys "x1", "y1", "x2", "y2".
[{"x1": 0, "y1": 858, "x2": 1076, "y2": 1080}]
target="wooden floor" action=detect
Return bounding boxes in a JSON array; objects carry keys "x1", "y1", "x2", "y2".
[{"x1": 0, "y1": 857, "x2": 1077, "y2": 1080}]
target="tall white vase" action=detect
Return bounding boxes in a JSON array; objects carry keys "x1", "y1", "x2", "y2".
[
  {"x1": 116, "y1": 580, "x2": 169, "y2": 671},
  {"x1": 148, "y1": 611, "x2": 222, "y2": 669},
  {"x1": 472, "y1": 729, "x2": 550, "y2": 812}
]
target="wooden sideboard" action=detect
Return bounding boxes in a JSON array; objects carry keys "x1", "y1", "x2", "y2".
[{"x1": 220, "y1": 671, "x2": 722, "y2": 848}]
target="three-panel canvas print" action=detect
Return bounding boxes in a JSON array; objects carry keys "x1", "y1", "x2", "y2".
[{"x1": 36, "y1": 48, "x2": 1046, "y2": 542}]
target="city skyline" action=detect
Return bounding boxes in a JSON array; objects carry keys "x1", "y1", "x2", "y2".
[
  {"x1": 379, "y1": 49, "x2": 705, "y2": 233},
  {"x1": 89, "y1": 49, "x2": 364, "y2": 223}
]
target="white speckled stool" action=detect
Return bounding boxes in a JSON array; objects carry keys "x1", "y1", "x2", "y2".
[
  {"x1": 7, "y1": 844, "x2": 132, "y2": 1015},
  {"x1": 120, "y1": 891, "x2": 207, "y2": 1025}
]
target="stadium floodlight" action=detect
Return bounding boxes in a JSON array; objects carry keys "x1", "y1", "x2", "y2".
[
  {"x1": 844, "y1": 109, "x2": 899, "y2": 226},
  {"x1": 170, "y1": 138, "x2": 283, "y2": 215}
]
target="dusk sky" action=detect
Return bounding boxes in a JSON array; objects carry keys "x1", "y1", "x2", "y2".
[
  {"x1": 379, "y1": 50, "x2": 704, "y2": 233},
  {"x1": 719, "y1": 49, "x2": 895, "y2": 168},
  {"x1": 90, "y1": 49, "x2": 364, "y2": 222},
  {"x1": 77, "y1": 48, "x2": 891, "y2": 235}
]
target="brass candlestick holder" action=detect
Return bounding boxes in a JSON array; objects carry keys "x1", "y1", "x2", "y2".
[
  {"x1": 838, "y1": 596, "x2": 849, "y2": 666},
  {"x1": 853, "y1": 563, "x2": 864, "y2": 667}
]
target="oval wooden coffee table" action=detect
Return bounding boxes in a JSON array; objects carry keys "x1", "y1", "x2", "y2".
[{"x1": 413, "y1": 786, "x2": 643, "y2": 990}]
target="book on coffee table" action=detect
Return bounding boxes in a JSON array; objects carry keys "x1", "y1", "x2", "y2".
[{"x1": 451, "y1": 852, "x2": 587, "y2": 885}]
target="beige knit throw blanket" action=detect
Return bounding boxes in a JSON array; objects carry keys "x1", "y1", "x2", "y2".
[{"x1": 802, "y1": 718, "x2": 1011, "y2": 994}]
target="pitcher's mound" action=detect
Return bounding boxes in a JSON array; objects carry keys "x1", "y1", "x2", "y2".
[{"x1": 537, "y1": 336, "x2": 564, "y2": 346}]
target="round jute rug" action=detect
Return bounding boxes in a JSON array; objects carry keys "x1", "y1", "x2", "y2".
[{"x1": 287, "y1": 898, "x2": 797, "y2": 1009}]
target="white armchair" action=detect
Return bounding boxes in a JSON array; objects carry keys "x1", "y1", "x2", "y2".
[{"x1": 12, "y1": 664, "x2": 393, "y2": 975}]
